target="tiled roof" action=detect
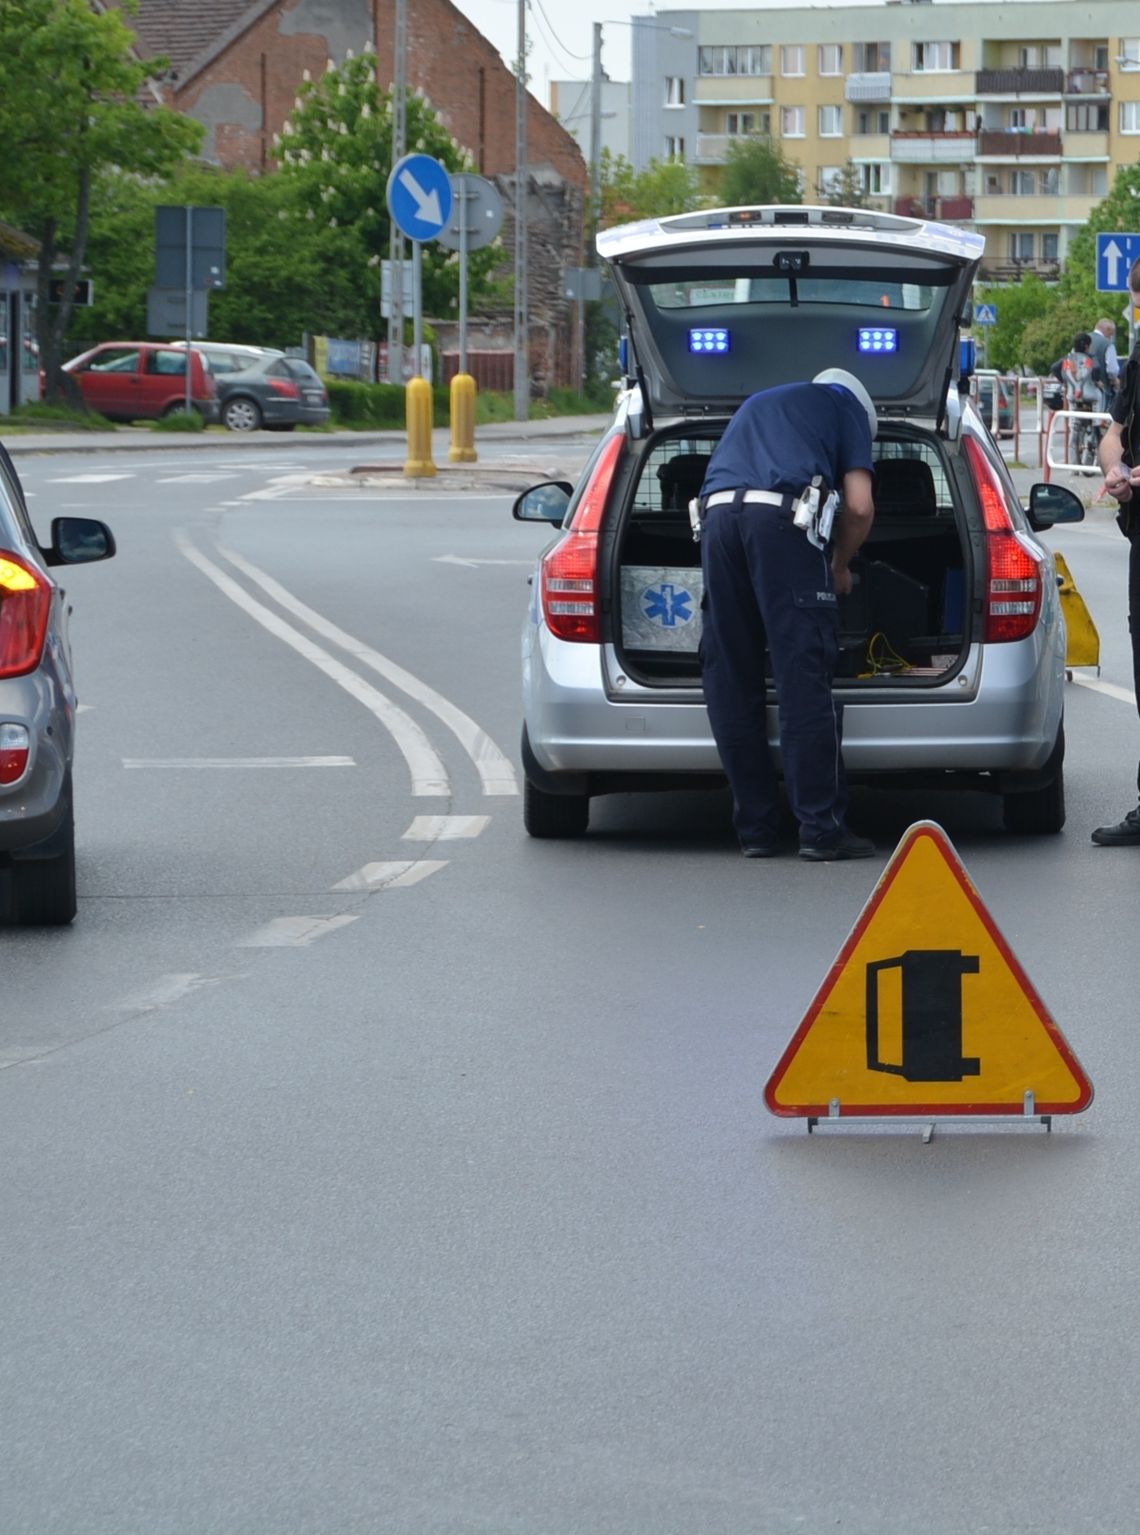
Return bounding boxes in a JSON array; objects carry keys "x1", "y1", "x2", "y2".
[
  {"x1": 123, "y1": 0, "x2": 257, "y2": 80},
  {"x1": 0, "y1": 220, "x2": 40, "y2": 261}
]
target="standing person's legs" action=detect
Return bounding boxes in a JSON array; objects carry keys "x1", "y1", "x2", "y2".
[
  {"x1": 738, "y1": 507, "x2": 849, "y2": 849},
  {"x1": 699, "y1": 503, "x2": 782, "y2": 848},
  {"x1": 1092, "y1": 525, "x2": 1140, "y2": 843}
]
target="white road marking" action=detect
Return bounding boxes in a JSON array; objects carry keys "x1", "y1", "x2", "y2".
[
  {"x1": 122, "y1": 756, "x2": 355, "y2": 769},
  {"x1": 331, "y1": 860, "x2": 448, "y2": 890},
  {"x1": 156, "y1": 472, "x2": 239, "y2": 484},
  {"x1": 76, "y1": 703, "x2": 93, "y2": 713},
  {"x1": 175, "y1": 533, "x2": 451, "y2": 797},
  {"x1": 434, "y1": 555, "x2": 535, "y2": 568},
  {"x1": 111, "y1": 973, "x2": 218, "y2": 1012},
  {"x1": 239, "y1": 474, "x2": 315, "y2": 501},
  {"x1": 48, "y1": 472, "x2": 133, "y2": 484},
  {"x1": 237, "y1": 915, "x2": 359, "y2": 947},
  {"x1": 1071, "y1": 675, "x2": 1135, "y2": 705},
  {"x1": 216, "y1": 544, "x2": 519, "y2": 797},
  {"x1": 403, "y1": 814, "x2": 489, "y2": 840}
]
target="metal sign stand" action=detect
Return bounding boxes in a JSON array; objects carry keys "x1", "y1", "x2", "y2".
[{"x1": 806, "y1": 1091, "x2": 1053, "y2": 1141}]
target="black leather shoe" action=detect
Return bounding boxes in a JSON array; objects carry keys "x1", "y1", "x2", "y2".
[
  {"x1": 799, "y1": 831, "x2": 876, "y2": 862},
  {"x1": 741, "y1": 843, "x2": 779, "y2": 858},
  {"x1": 1091, "y1": 809, "x2": 1140, "y2": 846}
]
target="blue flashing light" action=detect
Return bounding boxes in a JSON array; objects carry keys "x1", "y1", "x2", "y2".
[
  {"x1": 688, "y1": 327, "x2": 730, "y2": 354},
  {"x1": 959, "y1": 338, "x2": 976, "y2": 379},
  {"x1": 857, "y1": 326, "x2": 898, "y2": 355}
]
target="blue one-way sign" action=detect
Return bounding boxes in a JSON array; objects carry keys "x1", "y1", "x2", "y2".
[
  {"x1": 1097, "y1": 232, "x2": 1140, "y2": 292},
  {"x1": 387, "y1": 154, "x2": 453, "y2": 244}
]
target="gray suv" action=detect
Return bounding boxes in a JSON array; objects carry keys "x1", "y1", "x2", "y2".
[{"x1": 514, "y1": 205, "x2": 1084, "y2": 838}]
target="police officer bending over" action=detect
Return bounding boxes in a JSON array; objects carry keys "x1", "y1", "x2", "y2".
[{"x1": 697, "y1": 368, "x2": 877, "y2": 860}]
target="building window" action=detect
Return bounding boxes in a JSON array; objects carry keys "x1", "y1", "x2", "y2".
[
  {"x1": 1042, "y1": 233, "x2": 1059, "y2": 261},
  {"x1": 1009, "y1": 107, "x2": 1031, "y2": 130},
  {"x1": 1092, "y1": 166, "x2": 1108, "y2": 195},
  {"x1": 1010, "y1": 232, "x2": 1035, "y2": 261},
  {"x1": 818, "y1": 44, "x2": 842, "y2": 76},
  {"x1": 1120, "y1": 39, "x2": 1140, "y2": 68},
  {"x1": 937, "y1": 169, "x2": 958, "y2": 195},
  {"x1": 819, "y1": 105, "x2": 843, "y2": 137},
  {"x1": 818, "y1": 165, "x2": 844, "y2": 196},
  {"x1": 861, "y1": 162, "x2": 891, "y2": 194},
  {"x1": 664, "y1": 76, "x2": 685, "y2": 107},
  {"x1": 913, "y1": 41, "x2": 960, "y2": 72},
  {"x1": 781, "y1": 45, "x2": 804, "y2": 76},
  {"x1": 853, "y1": 42, "x2": 890, "y2": 71},
  {"x1": 1039, "y1": 168, "x2": 1059, "y2": 195},
  {"x1": 1017, "y1": 46, "x2": 1041, "y2": 67},
  {"x1": 1010, "y1": 170, "x2": 1035, "y2": 195},
  {"x1": 781, "y1": 105, "x2": 805, "y2": 136},
  {"x1": 1121, "y1": 101, "x2": 1140, "y2": 133},
  {"x1": 1067, "y1": 102, "x2": 1109, "y2": 130},
  {"x1": 738, "y1": 45, "x2": 771, "y2": 75},
  {"x1": 664, "y1": 135, "x2": 685, "y2": 159},
  {"x1": 698, "y1": 46, "x2": 736, "y2": 76},
  {"x1": 855, "y1": 108, "x2": 890, "y2": 135},
  {"x1": 1095, "y1": 44, "x2": 1110, "y2": 69},
  {"x1": 725, "y1": 112, "x2": 756, "y2": 135}
]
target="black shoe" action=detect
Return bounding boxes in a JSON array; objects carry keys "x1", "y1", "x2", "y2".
[
  {"x1": 1091, "y1": 809, "x2": 1140, "y2": 846},
  {"x1": 741, "y1": 842, "x2": 779, "y2": 858},
  {"x1": 799, "y1": 831, "x2": 876, "y2": 862}
]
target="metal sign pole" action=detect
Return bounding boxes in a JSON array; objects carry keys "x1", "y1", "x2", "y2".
[
  {"x1": 413, "y1": 240, "x2": 423, "y2": 380},
  {"x1": 459, "y1": 185, "x2": 468, "y2": 374},
  {"x1": 184, "y1": 205, "x2": 193, "y2": 413}
]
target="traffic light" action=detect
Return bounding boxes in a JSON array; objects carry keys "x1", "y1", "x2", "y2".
[{"x1": 47, "y1": 278, "x2": 93, "y2": 306}]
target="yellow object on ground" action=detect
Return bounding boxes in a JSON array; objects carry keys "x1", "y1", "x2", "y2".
[
  {"x1": 404, "y1": 377, "x2": 436, "y2": 478},
  {"x1": 1054, "y1": 552, "x2": 1099, "y2": 672},
  {"x1": 449, "y1": 373, "x2": 477, "y2": 463}
]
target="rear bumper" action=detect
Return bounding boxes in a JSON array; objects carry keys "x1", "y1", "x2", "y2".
[
  {"x1": 0, "y1": 674, "x2": 72, "y2": 856},
  {"x1": 523, "y1": 624, "x2": 1064, "y2": 790}
]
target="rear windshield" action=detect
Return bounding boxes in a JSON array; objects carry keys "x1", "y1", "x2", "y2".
[{"x1": 649, "y1": 278, "x2": 937, "y2": 312}]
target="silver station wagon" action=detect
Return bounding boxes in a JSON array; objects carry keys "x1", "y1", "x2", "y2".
[{"x1": 514, "y1": 205, "x2": 1083, "y2": 838}]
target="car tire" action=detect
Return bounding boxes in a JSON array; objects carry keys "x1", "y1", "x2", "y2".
[
  {"x1": 523, "y1": 777, "x2": 589, "y2": 838},
  {"x1": 223, "y1": 397, "x2": 262, "y2": 432},
  {"x1": 10, "y1": 793, "x2": 77, "y2": 925},
  {"x1": 1003, "y1": 734, "x2": 1065, "y2": 835}
]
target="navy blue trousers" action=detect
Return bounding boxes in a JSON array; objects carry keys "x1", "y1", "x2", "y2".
[{"x1": 699, "y1": 496, "x2": 848, "y2": 849}]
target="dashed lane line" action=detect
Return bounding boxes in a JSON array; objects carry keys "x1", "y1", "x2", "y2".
[
  {"x1": 330, "y1": 860, "x2": 448, "y2": 891},
  {"x1": 175, "y1": 532, "x2": 451, "y2": 797},
  {"x1": 402, "y1": 815, "x2": 490, "y2": 840},
  {"x1": 236, "y1": 915, "x2": 359, "y2": 947},
  {"x1": 216, "y1": 542, "x2": 519, "y2": 797},
  {"x1": 123, "y1": 756, "x2": 355, "y2": 769}
]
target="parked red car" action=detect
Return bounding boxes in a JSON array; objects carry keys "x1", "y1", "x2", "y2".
[{"x1": 60, "y1": 342, "x2": 219, "y2": 424}]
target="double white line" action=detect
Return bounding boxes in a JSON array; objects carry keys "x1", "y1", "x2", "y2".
[{"x1": 175, "y1": 532, "x2": 518, "y2": 799}]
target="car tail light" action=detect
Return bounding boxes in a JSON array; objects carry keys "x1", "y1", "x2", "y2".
[
  {"x1": 268, "y1": 378, "x2": 301, "y2": 399},
  {"x1": 0, "y1": 723, "x2": 30, "y2": 785},
  {"x1": 964, "y1": 436, "x2": 1043, "y2": 644},
  {"x1": 539, "y1": 433, "x2": 625, "y2": 643},
  {"x1": 0, "y1": 552, "x2": 53, "y2": 678}
]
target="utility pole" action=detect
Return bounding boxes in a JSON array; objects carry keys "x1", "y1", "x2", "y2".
[
  {"x1": 388, "y1": 0, "x2": 408, "y2": 384},
  {"x1": 589, "y1": 23, "x2": 603, "y2": 246},
  {"x1": 513, "y1": 0, "x2": 528, "y2": 421}
]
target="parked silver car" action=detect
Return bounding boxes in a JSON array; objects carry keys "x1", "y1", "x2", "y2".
[
  {"x1": 0, "y1": 439, "x2": 115, "y2": 922},
  {"x1": 514, "y1": 205, "x2": 1084, "y2": 839}
]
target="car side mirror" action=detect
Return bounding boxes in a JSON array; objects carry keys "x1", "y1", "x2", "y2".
[
  {"x1": 513, "y1": 481, "x2": 573, "y2": 525},
  {"x1": 45, "y1": 517, "x2": 116, "y2": 566},
  {"x1": 1026, "y1": 483, "x2": 1085, "y2": 531}
]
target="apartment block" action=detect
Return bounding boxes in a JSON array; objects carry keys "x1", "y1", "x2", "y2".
[{"x1": 630, "y1": 1, "x2": 1140, "y2": 280}]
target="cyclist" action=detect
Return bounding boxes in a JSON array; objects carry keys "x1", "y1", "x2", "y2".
[{"x1": 1061, "y1": 332, "x2": 1106, "y2": 470}]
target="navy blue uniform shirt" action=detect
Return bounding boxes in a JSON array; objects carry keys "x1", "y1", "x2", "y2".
[{"x1": 700, "y1": 381, "x2": 874, "y2": 499}]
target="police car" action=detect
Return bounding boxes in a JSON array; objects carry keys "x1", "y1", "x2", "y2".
[{"x1": 513, "y1": 205, "x2": 1083, "y2": 838}]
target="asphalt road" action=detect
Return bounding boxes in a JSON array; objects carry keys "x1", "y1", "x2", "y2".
[{"x1": 3, "y1": 436, "x2": 1140, "y2": 1534}]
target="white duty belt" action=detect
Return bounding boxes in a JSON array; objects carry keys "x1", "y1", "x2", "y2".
[{"x1": 702, "y1": 489, "x2": 790, "y2": 510}]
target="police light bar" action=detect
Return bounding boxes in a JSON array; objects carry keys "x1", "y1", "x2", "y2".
[
  {"x1": 858, "y1": 327, "x2": 897, "y2": 354},
  {"x1": 689, "y1": 327, "x2": 730, "y2": 354}
]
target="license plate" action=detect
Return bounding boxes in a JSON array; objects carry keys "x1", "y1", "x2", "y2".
[{"x1": 304, "y1": 391, "x2": 323, "y2": 404}]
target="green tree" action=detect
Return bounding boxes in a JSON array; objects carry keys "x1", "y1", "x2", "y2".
[
  {"x1": 597, "y1": 150, "x2": 700, "y2": 228},
  {"x1": 972, "y1": 272, "x2": 1054, "y2": 373},
  {"x1": 719, "y1": 135, "x2": 802, "y2": 207},
  {"x1": 1057, "y1": 161, "x2": 1140, "y2": 335},
  {"x1": 0, "y1": 0, "x2": 202, "y2": 399},
  {"x1": 1019, "y1": 299, "x2": 1097, "y2": 378},
  {"x1": 819, "y1": 161, "x2": 868, "y2": 208}
]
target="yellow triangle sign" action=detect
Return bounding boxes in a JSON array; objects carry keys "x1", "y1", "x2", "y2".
[{"x1": 764, "y1": 821, "x2": 1093, "y2": 1118}]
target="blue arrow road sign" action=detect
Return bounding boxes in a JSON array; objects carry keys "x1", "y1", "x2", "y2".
[
  {"x1": 387, "y1": 154, "x2": 453, "y2": 243},
  {"x1": 1097, "y1": 232, "x2": 1140, "y2": 292},
  {"x1": 974, "y1": 303, "x2": 998, "y2": 326}
]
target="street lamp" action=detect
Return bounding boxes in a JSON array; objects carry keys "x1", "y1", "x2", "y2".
[{"x1": 589, "y1": 20, "x2": 693, "y2": 235}]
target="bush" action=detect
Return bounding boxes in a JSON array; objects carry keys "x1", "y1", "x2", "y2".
[
  {"x1": 150, "y1": 408, "x2": 206, "y2": 432},
  {"x1": 4, "y1": 402, "x2": 113, "y2": 431}
]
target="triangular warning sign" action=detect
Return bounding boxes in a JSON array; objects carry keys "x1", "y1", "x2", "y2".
[{"x1": 764, "y1": 821, "x2": 1093, "y2": 1118}]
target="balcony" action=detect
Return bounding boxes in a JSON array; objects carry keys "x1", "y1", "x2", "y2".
[
  {"x1": 890, "y1": 130, "x2": 976, "y2": 162},
  {"x1": 1066, "y1": 68, "x2": 1110, "y2": 94},
  {"x1": 978, "y1": 257, "x2": 1062, "y2": 282},
  {"x1": 845, "y1": 72, "x2": 891, "y2": 102},
  {"x1": 694, "y1": 133, "x2": 734, "y2": 165},
  {"x1": 975, "y1": 67, "x2": 1064, "y2": 95},
  {"x1": 977, "y1": 130, "x2": 1063, "y2": 157},
  {"x1": 973, "y1": 192, "x2": 1092, "y2": 223},
  {"x1": 894, "y1": 195, "x2": 975, "y2": 221}
]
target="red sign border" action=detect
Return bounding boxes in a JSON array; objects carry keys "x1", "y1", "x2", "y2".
[{"x1": 763, "y1": 821, "x2": 1094, "y2": 1118}]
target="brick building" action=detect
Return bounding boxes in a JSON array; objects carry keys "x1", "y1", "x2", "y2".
[{"x1": 124, "y1": 0, "x2": 587, "y2": 390}]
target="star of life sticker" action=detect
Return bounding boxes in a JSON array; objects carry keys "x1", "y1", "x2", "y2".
[{"x1": 764, "y1": 822, "x2": 1093, "y2": 1133}]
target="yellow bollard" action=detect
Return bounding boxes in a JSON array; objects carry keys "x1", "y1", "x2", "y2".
[
  {"x1": 404, "y1": 376, "x2": 436, "y2": 478},
  {"x1": 449, "y1": 372, "x2": 477, "y2": 463},
  {"x1": 1054, "y1": 552, "x2": 1100, "y2": 674}
]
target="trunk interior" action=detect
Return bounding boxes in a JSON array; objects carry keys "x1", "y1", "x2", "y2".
[{"x1": 612, "y1": 428, "x2": 971, "y2": 688}]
